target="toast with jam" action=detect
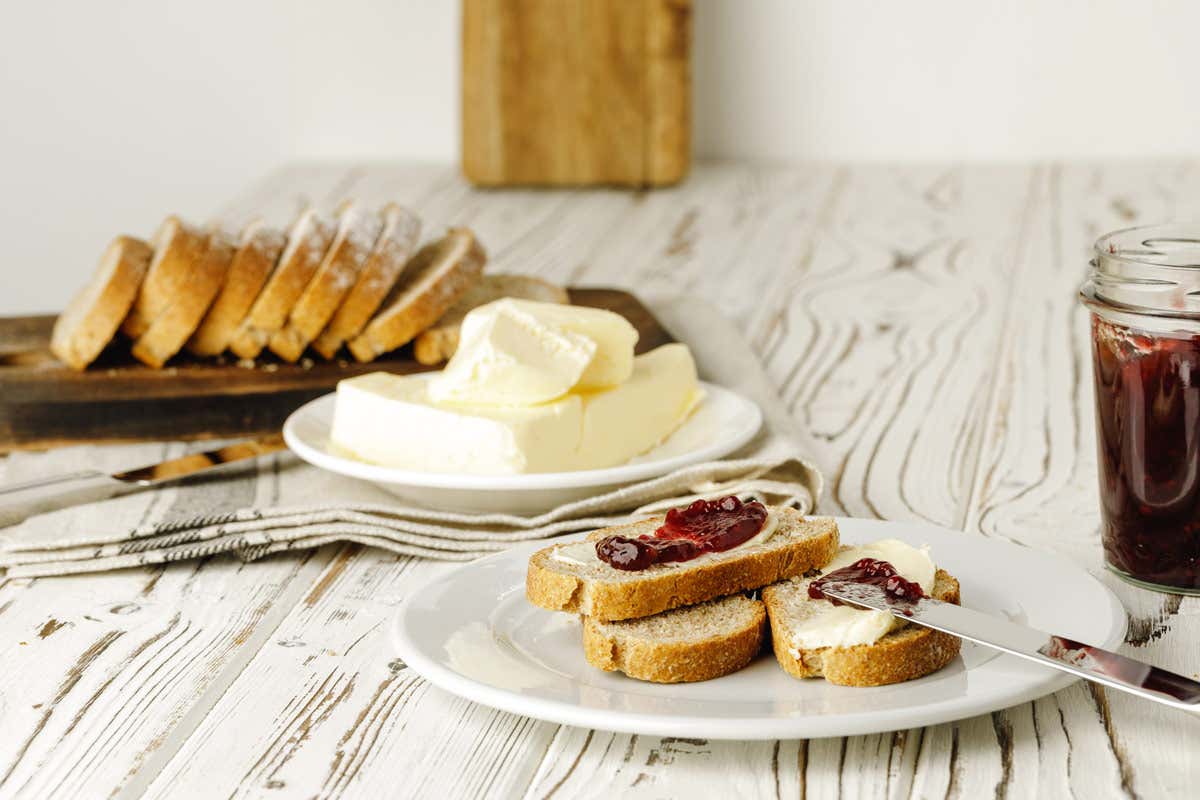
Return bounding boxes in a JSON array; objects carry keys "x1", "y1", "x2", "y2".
[{"x1": 525, "y1": 505, "x2": 840, "y2": 623}]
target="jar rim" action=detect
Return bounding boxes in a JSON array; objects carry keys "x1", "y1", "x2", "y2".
[{"x1": 1086, "y1": 223, "x2": 1200, "y2": 317}]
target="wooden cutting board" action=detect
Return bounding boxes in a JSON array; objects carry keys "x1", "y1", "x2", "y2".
[
  {"x1": 0, "y1": 288, "x2": 674, "y2": 451},
  {"x1": 461, "y1": 0, "x2": 691, "y2": 187}
]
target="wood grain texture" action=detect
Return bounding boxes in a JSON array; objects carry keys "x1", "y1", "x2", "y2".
[
  {"x1": 462, "y1": 0, "x2": 691, "y2": 187},
  {"x1": 2, "y1": 161, "x2": 1199, "y2": 799}
]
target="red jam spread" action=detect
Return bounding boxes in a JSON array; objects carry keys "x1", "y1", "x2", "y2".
[
  {"x1": 807, "y1": 558, "x2": 927, "y2": 607},
  {"x1": 1092, "y1": 318, "x2": 1200, "y2": 590},
  {"x1": 595, "y1": 496, "x2": 768, "y2": 571}
]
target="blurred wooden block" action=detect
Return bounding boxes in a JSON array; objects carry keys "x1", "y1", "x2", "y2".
[{"x1": 462, "y1": 0, "x2": 691, "y2": 187}]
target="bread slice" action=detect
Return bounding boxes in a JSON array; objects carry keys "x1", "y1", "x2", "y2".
[
  {"x1": 346, "y1": 228, "x2": 486, "y2": 362},
  {"x1": 228, "y1": 209, "x2": 335, "y2": 359},
  {"x1": 187, "y1": 220, "x2": 285, "y2": 356},
  {"x1": 311, "y1": 204, "x2": 421, "y2": 359},
  {"x1": 526, "y1": 510, "x2": 839, "y2": 622},
  {"x1": 582, "y1": 594, "x2": 766, "y2": 683},
  {"x1": 51, "y1": 236, "x2": 153, "y2": 370},
  {"x1": 412, "y1": 274, "x2": 570, "y2": 365},
  {"x1": 121, "y1": 216, "x2": 207, "y2": 339},
  {"x1": 268, "y1": 203, "x2": 383, "y2": 362},
  {"x1": 131, "y1": 231, "x2": 233, "y2": 368},
  {"x1": 763, "y1": 569, "x2": 962, "y2": 687}
]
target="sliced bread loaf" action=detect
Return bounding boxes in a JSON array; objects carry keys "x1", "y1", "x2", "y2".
[
  {"x1": 228, "y1": 208, "x2": 335, "y2": 359},
  {"x1": 763, "y1": 569, "x2": 962, "y2": 687},
  {"x1": 412, "y1": 274, "x2": 570, "y2": 365},
  {"x1": 346, "y1": 228, "x2": 486, "y2": 362},
  {"x1": 311, "y1": 204, "x2": 421, "y2": 359},
  {"x1": 187, "y1": 220, "x2": 284, "y2": 356},
  {"x1": 121, "y1": 216, "x2": 207, "y2": 339},
  {"x1": 269, "y1": 203, "x2": 383, "y2": 362},
  {"x1": 527, "y1": 510, "x2": 839, "y2": 622},
  {"x1": 51, "y1": 236, "x2": 153, "y2": 370},
  {"x1": 582, "y1": 594, "x2": 767, "y2": 683},
  {"x1": 131, "y1": 231, "x2": 233, "y2": 368}
]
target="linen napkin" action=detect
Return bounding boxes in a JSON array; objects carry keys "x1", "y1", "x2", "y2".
[{"x1": 0, "y1": 296, "x2": 823, "y2": 578}]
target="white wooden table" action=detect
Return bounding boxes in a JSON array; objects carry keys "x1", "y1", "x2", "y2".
[{"x1": 2, "y1": 161, "x2": 1199, "y2": 799}]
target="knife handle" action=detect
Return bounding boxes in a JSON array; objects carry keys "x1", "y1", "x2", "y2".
[{"x1": 0, "y1": 471, "x2": 125, "y2": 528}]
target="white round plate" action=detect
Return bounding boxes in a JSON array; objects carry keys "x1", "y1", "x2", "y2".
[
  {"x1": 391, "y1": 517, "x2": 1127, "y2": 740},
  {"x1": 282, "y1": 382, "x2": 762, "y2": 513}
]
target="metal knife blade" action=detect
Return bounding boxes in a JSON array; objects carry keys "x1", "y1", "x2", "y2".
[
  {"x1": 0, "y1": 434, "x2": 286, "y2": 527},
  {"x1": 819, "y1": 580, "x2": 1200, "y2": 712}
]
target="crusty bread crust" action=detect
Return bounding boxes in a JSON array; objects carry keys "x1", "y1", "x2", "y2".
[
  {"x1": 51, "y1": 236, "x2": 152, "y2": 370},
  {"x1": 347, "y1": 228, "x2": 486, "y2": 362},
  {"x1": 269, "y1": 204, "x2": 382, "y2": 362},
  {"x1": 765, "y1": 569, "x2": 962, "y2": 687},
  {"x1": 187, "y1": 221, "x2": 284, "y2": 356},
  {"x1": 311, "y1": 204, "x2": 421, "y2": 359},
  {"x1": 121, "y1": 216, "x2": 206, "y2": 339},
  {"x1": 526, "y1": 510, "x2": 839, "y2": 622},
  {"x1": 582, "y1": 595, "x2": 766, "y2": 683},
  {"x1": 412, "y1": 274, "x2": 569, "y2": 365},
  {"x1": 228, "y1": 209, "x2": 334, "y2": 359},
  {"x1": 131, "y1": 232, "x2": 233, "y2": 368}
]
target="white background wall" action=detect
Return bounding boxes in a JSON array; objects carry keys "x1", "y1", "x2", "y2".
[{"x1": 4, "y1": 0, "x2": 1199, "y2": 314}]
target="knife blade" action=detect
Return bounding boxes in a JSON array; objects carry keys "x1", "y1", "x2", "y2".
[
  {"x1": 0, "y1": 434, "x2": 286, "y2": 527},
  {"x1": 819, "y1": 580, "x2": 1200, "y2": 712}
]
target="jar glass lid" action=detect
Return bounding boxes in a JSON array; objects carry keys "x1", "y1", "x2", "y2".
[{"x1": 1086, "y1": 223, "x2": 1200, "y2": 316}]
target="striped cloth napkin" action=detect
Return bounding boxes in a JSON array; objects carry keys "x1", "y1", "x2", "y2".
[{"x1": 0, "y1": 297, "x2": 823, "y2": 578}]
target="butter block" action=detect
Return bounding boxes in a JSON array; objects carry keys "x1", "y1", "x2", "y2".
[
  {"x1": 431, "y1": 299, "x2": 639, "y2": 405},
  {"x1": 429, "y1": 299, "x2": 597, "y2": 406},
  {"x1": 331, "y1": 371, "x2": 583, "y2": 474},
  {"x1": 330, "y1": 342, "x2": 702, "y2": 475},
  {"x1": 577, "y1": 343, "x2": 703, "y2": 469}
]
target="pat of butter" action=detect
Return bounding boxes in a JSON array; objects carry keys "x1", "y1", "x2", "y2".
[
  {"x1": 330, "y1": 372, "x2": 583, "y2": 474},
  {"x1": 330, "y1": 343, "x2": 702, "y2": 475},
  {"x1": 787, "y1": 539, "x2": 936, "y2": 651},
  {"x1": 551, "y1": 509, "x2": 781, "y2": 569},
  {"x1": 430, "y1": 299, "x2": 639, "y2": 405},
  {"x1": 577, "y1": 343, "x2": 703, "y2": 469}
]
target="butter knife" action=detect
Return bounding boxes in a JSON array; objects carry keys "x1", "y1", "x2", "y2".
[
  {"x1": 0, "y1": 434, "x2": 286, "y2": 527},
  {"x1": 819, "y1": 581, "x2": 1200, "y2": 712}
]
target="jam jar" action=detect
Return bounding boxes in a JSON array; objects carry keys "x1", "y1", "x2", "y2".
[{"x1": 1080, "y1": 224, "x2": 1200, "y2": 593}]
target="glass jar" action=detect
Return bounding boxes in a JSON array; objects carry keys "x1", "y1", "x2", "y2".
[{"x1": 1080, "y1": 224, "x2": 1200, "y2": 594}]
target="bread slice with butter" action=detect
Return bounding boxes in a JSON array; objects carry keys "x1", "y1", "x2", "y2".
[
  {"x1": 527, "y1": 510, "x2": 839, "y2": 622},
  {"x1": 763, "y1": 543, "x2": 961, "y2": 687},
  {"x1": 582, "y1": 594, "x2": 767, "y2": 683}
]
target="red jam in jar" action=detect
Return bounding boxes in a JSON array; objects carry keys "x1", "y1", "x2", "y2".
[
  {"x1": 1091, "y1": 318, "x2": 1200, "y2": 589},
  {"x1": 1082, "y1": 224, "x2": 1200, "y2": 593},
  {"x1": 595, "y1": 496, "x2": 768, "y2": 571}
]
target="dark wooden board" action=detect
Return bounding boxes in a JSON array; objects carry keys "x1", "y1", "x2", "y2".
[{"x1": 0, "y1": 288, "x2": 674, "y2": 450}]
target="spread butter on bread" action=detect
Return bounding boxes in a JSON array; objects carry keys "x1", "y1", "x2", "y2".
[{"x1": 526, "y1": 509, "x2": 839, "y2": 622}]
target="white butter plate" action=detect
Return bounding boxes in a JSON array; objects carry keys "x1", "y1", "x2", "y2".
[
  {"x1": 282, "y1": 382, "x2": 762, "y2": 513},
  {"x1": 390, "y1": 517, "x2": 1127, "y2": 740}
]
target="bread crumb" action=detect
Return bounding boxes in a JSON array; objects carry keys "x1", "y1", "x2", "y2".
[
  {"x1": 300, "y1": 357, "x2": 314, "y2": 370},
  {"x1": 237, "y1": 358, "x2": 256, "y2": 369}
]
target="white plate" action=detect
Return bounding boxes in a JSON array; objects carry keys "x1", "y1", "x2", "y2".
[
  {"x1": 391, "y1": 517, "x2": 1127, "y2": 740},
  {"x1": 282, "y1": 382, "x2": 762, "y2": 513}
]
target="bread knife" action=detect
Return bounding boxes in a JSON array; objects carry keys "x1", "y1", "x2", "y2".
[
  {"x1": 819, "y1": 580, "x2": 1200, "y2": 712},
  {"x1": 0, "y1": 434, "x2": 285, "y2": 527}
]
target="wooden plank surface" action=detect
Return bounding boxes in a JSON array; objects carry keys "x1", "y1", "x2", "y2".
[
  {"x1": 1, "y1": 161, "x2": 1199, "y2": 799},
  {"x1": 461, "y1": 0, "x2": 691, "y2": 186}
]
